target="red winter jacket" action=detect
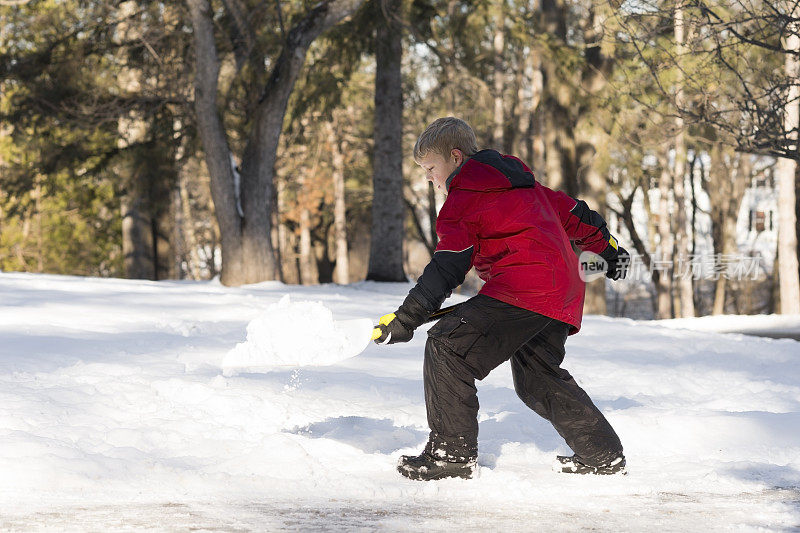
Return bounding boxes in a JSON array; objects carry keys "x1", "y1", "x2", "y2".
[{"x1": 406, "y1": 150, "x2": 621, "y2": 335}]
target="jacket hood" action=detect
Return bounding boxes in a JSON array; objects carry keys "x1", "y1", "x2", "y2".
[{"x1": 446, "y1": 149, "x2": 536, "y2": 192}]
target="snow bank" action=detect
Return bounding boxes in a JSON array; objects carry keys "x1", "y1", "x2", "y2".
[
  {"x1": 654, "y1": 313, "x2": 800, "y2": 339},
  {"x1": 221, "y1": 295, "x2": 373, "y2": 374}
]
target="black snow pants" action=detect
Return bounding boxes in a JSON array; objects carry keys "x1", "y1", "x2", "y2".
[{"x1": 424, "y1": 294, "x2": 623, "y2": 467}]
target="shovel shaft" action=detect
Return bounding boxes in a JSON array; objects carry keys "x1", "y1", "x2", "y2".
[{"x1": 423, "y1": 303, "x2": 460, "y2": 324}]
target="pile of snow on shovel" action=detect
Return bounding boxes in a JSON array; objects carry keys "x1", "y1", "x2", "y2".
[{"x1": 221, "y1": 295, "x2": 373, "y2": 375}]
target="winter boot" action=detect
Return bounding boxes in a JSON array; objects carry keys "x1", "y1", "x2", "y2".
[
  {"x1": 554, "y1": 453, "x2": 626, "y2": 475},
  {"x1": 397, "y1": 452, "x2": 476, "y2": 481},
  {"x1": 397, "y1": 433, "x2": 477, "y2": 481}
]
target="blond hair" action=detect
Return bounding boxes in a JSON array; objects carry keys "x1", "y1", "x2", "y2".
[{"x1": 413, "y1": 117, "x2": 478, "y2": 163}]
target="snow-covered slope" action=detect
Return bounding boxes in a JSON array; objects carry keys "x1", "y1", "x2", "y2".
[{"x1": 0, "y1": 273, "x2": 798, "y2": 531}]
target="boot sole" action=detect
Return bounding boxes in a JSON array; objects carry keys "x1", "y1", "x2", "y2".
[
  {"x1": 397, "y1": 459, "x2": 475, "y2": 481},
  {"x1": 555, "y1": 465, "x2": 628, "y2": 475},
  {"x1": 554, "y1": 455, "x2": 627, "y2": 475}
]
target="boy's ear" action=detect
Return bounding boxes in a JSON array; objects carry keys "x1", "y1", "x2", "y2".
[{"x1": 451, "y1": 149, "x2": 463, "y2": 165}]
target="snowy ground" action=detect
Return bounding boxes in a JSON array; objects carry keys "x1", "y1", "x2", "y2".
[{"x1": 0, "y1": 272, "x2": 799, "y2": 531}]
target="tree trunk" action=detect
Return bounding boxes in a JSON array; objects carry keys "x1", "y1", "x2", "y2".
[
  {"x1": 299, "y1": 205, "x2": 316, "y2": 284},
  {"x1": 315, "y1": 232, "x2": 335, "y2": 284},
  {"x1": 367, "y1": 0, "x2": 406, "y2": 282},
  {"x1": 492, "y1": 0, "x2": 505, "y2": 149},
  {"x1": 540, "y1": 0, "x2": 572, "y2": 192},
  {"x1": 542, "y1": 110, "x2": 561, "y2": 189},
  {"x1": 657, "y1": 149, "x2": 674, "y2": 318},
  {"x1": 777, "y1": 161, "x2": 800, "y2": 314},
  {"x1": 275, "y1": 179, "x2": 289, "y2": 283},
  {"x1": 709, "y1": 144, "x2": 728, "y2": 315},
  {"x1": 121, "y1": 192, "x2": 153, "y2": 279},
  {"x1": 329, "y1": 120, "x2": 349, "y2": 284},
  {"x1": 171, "y1": 180, "x2": 184, "y2": 279},
  {"x1": 33, "y1": 175, "x2": 43, "y2": 272},
  {"x1": 116, "y1": 1, "x2": 154, "y2": 280},
  {"x1": 672, "y1": 134, "x2": 694, "y2": 317},
  {"x1": 672, "y1": 0, "x2": 695, "y2": 317},
  {"x1": 616, "y1": 183, "x2": 668, "y2": 319},
  {"x1": 575, "y1": 3, "x2": 614, "y2": 316},
  {"x1": 636, "y1": 178, "x2": 663, "y2": 317},
  {"x1": 796, "y1": 161, "x2": 800, "y2": 276},
  {"x1": 529, "y1": 53, "x2": 545, "y2": 173},
  {"x1": 777, "y1": 5, "x2": 800, "y2": 314},
  {"x1": 512, "y1": 47, "x2": 527, "y2": 159},
  {"x1": 120, "y1": 154, "x2": 175, "y2": 281},
  {"x1": 176, "y1": 166, "x2": 203, "y2": 279},
  {"x1": 689, "y1": 154, "x2": 701, "y2": 313},
  {"x1": 542, "y1": 104, "x2": 576, "y2": 194},
  {"x1": 270, "y1": 180, "x2": 283, "y2": 283},
  {"x1": 707, "y1": 145, "x2": 750, "y2": 315},
  {"x1": 186, "y1": 0, "x2": 364, "y2": 286},
  {"x1": 276, "y1": 182, "x2": 294, "y2": 283},
  {"x1": 152, "y1": 186, "x2": 174, "y2": 281},
  {"x1": 577, "y1": 141, "x2": 607, "y2": 315},
  {"x1": 186, "y1": 0, "x2": 244, "y2": 285}
]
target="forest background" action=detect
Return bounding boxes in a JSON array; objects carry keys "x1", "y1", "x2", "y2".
[{"x1": 1, "y1": 0, "x2": 798, "y2": 320}]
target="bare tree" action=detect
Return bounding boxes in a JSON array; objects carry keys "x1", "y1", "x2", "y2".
[
  {"x1": 610, "y1": 0, "x2": 800, "y2": 314},
  {"x1": 186, "y1": 0, "x2": 364, "y2": 286}
]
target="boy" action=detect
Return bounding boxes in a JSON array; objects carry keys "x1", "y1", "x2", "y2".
[{"x1": 372, "y1": 117, "x2": 630, "y2": 481}]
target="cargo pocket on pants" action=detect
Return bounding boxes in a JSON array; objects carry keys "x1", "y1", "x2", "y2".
[{"x1": 428, "y1": 307, "x2": 496, "y2": 380}]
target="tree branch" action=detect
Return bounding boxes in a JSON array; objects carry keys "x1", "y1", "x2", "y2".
[{"x1": 221, "y1": 0, "x2": 255, "y2": 70}]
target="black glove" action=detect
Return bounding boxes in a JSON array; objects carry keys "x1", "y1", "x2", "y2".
[
  {"x1": 371, "y1": 312, "x2": 414, "y2": 344},
  {"x1": 605, "y1": 245, "x2": 630, "y2": 281},
  {"x1": 372, "y1": 295, "x2": 429, "y2": 345}
]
